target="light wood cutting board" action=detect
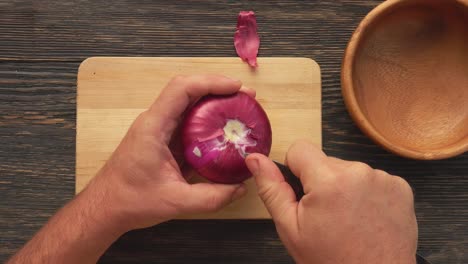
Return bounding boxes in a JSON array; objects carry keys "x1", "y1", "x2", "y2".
[{"x1": 76, "y1": 57, "x2": 321, "y2": 219}]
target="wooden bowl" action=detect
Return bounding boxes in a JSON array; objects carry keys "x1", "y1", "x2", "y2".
[{"x1": 342, "y1": 0, "x2": 468, "y2": 160}]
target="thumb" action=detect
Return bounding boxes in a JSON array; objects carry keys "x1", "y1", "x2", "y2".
[
  {"x1": 246, "y1": 154, "x2": 298, "y2": 226},
  {"x1": 181, "y1": 183, "x2": 247, "y2": 214}
]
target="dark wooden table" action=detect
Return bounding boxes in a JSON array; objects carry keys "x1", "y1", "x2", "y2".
[{"x1": 1, "y1": 0, "x2": 467, "y2": 263}]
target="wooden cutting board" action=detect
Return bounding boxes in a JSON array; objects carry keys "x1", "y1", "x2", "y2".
[{"x1": 76, "y1": 57, "x2": 321, "y2": 219}]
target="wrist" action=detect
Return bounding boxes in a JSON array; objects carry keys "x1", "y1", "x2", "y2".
[
  {"x1": 8, "y1": 176, "x2": 130, "y2": 263},
  {"x1": 78, "y1": 172, "x2": 132, "y2": 237},
  {"x1": 85, "y1": 162, "x2": 166, "y2": 233}
]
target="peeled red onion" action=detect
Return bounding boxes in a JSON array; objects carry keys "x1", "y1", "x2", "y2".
[{"x1": 182, "y1": 92, "x2": 272, "y2": 184}]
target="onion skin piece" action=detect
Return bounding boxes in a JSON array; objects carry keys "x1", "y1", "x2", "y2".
[
  {"x1": 182, "y1": 92, "x2": 272, "y2": 184},
  {"x1": 234, "y1": 11, "x2": 260, "y2": 67}
]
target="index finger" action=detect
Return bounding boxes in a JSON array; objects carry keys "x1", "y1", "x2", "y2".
[
  {"x1": 150, "y1": 74, "x2": 242, "y2": 120},
  {"x1": 285, "y1": 140, "x2": 334, "y2": 193}
]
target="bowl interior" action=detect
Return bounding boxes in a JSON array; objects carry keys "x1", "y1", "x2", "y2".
[{"x1": 351, "y1": 0, "x2": 468, "y2": 158}]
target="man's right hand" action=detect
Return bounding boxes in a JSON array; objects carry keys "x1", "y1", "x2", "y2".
[{"x1": 246, "y1": 140, "x2": 418, "y2": 264}]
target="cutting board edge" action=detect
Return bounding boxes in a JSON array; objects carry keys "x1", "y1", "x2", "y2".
[{"x1": 77, "y1": 56, "x2": 321, "y2": 79}]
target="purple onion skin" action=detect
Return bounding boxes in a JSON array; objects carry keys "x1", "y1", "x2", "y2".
[{"x1": 182, "y1": 92, "x2": 272, "y2": 184}]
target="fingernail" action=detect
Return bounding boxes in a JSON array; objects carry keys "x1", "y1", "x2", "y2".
[
  {"x1": 232, "y1": 184, "x2": 247, "y2": 201},
  {"x1": 246, "y1": 157, "x2": 260, "y2": 175}
]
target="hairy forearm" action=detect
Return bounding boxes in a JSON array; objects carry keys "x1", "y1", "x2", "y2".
[{"x1": 8, "y1": 176, "x2": 126, "y2": 264}]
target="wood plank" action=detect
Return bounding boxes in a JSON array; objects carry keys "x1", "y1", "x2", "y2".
[{"x1": 76, "y1": 57, "x2": 322, "y2": 219}]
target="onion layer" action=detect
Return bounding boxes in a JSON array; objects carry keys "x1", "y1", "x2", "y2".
[
  {"x1": 234, "y1": 11, "x2": 260, "y2": 67},
  {"x1": 182, "y1": 92, "x2": 272, "y2": 184}
]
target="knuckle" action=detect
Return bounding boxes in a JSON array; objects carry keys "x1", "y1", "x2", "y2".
[
  {"x1": 204, "y1": 193, "x2": 224, "y2": 212},
  {"x1": 257, "y1": 184, "x2": 278, "y2": 207},
  {"x1": 371, "y1": 169, "x2": 390, "y2": 182},
  {"x1": 349, "y1": 162, "x2": 373, "y2": 176},
  {"x1": 394, "y1": 176, "x2": 414, "y2": 196},
  {"x1": 391, "y1": 176, "x2": 415, "y2": 206},
  {"x1": 374, "y1": 169, "x2": 390, "y2": 176}
]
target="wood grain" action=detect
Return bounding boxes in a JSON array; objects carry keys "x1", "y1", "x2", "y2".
[
  {"x1": 76, "y1": 57, "x2": 321, "y2": 219},
  {"x1": 0, "y1": 0, "x2": 467, "y2": 263}
]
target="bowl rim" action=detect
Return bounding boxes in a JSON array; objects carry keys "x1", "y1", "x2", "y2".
[{"x1": 341, "y1": 0, "x2": 468, "y2": 160}]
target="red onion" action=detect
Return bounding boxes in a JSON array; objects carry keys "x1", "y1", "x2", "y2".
[{"x1": 182, "y1": 92, "x2": 272, "y2": 184}]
